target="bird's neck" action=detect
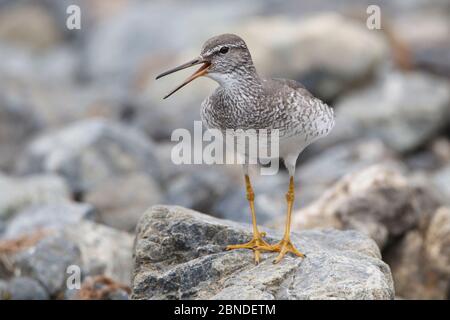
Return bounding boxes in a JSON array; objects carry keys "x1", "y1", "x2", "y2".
[{"x1": 216, "y1": 69, "x2": 263, "y2": 102}]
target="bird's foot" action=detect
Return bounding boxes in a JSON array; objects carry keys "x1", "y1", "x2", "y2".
[
  {"x1": 226, "y1": 232, "x2": 272, "y2": 264},
  {"x1": 257, "y1": 237, "x2": 305, "y2": 264}
]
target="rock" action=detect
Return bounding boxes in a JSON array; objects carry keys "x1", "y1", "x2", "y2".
[
  {"x1": 66, "y1": 275, "x2": 130, "y2": 300},
  {"x1": 132, "y1": 206, "x2": 394, "y2": 300},
  {"x1": 0, "y1": 44, "x2": 67, "y2": 84},
  {"x1": 3, "y1": 202, "x2": 95, "y2": 239},
  {"x1": 290, "y1": 164, "x2": 440, "y2": 249},
  {"x1": 0, "y1": 280, "x2": 7, "y2": 299},
  {"x1": 296, "y1": 139, "x2": 396, "y2": 206},
  {"x1": 424, "y1": 207, "x2": 450, "y2": 276},
  {"x1": 333, "y1": 71, "x2": 450, "y2": 153},
  {"x1": 1, "y1": 220, "x2": 133, "y2": 297},
  {"x1": 154, "y1": 141, "x2": 241, "y2": 183},
  {"x1": 386, "y1": 207, "x2": 450, "y2": 300},
  {"x1": 431, "y1": 165, "x2": 450, "y2": 206},
  {"x1": 0, "y1": 173, "x2": 70, "y2": 221},
  {"x1": 83, "y1": 1, "x2": 257, "y2": 82},
  {"x1": 0, "y1": 3, "x2": 62, "y2": 51},
  {"x1": 12, "y1": 80, "x2": 128, "y2": 130},
  {"x1": 63, "y1": 221, "x2": 134, "y2": 285},
  {"x1": 392, "y1": 10, "x2": 450, "y2": 77},
  {"x1": 431, "y1": 138, "x2": 450, "y2": 165},
  {"x1": 14, "y1": 233, "x2": 82, "y2": 296},
  {"x1": 236, "y1": 13, "x2": 389, "y2": 100},
  {"x1": 0, "y1": 87, "x2": 42, "y2": 171},
  {"x1": 16, "y1": 119, "x2": 162, "y2": 195},
  {"x1": 387, "y1": 231, "x2": 443, "y2": 299},
  {"x1": 0, "y1": 277, "x2": 49, "y2": 300},
  {"x1": 131, "y1": 80, "x2": 214, "y2": 140},
  {"x1": 168, "y1": 168, "x2": 241, "y2": 216},
  {"x1": 157, "y1": 141, "x2": 251, "y2": 216},
  {"x1": 86, "y1": 173, "x2": 163, "y2": 231}
]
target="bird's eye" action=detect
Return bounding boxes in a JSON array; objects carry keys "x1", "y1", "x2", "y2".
[{"x1": 219, "y1": 46, "x2": 229, "y2": 54}]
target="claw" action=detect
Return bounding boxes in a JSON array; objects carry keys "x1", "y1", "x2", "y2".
[
  {"x1": 255, "y1": 238, "x2": 305, "y2": 263},
  {"x1": 272, "y1": 238, "x2": 305, "y2": 264},
  {"x1": 226, "y1": 232, "x2": 272, "y2": 264}
]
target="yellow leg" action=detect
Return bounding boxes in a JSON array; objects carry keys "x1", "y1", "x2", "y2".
[
  {"x1": 259, "y1": 176, "x2": 305, "y2": 264},
  {"x1": 226, "y1": 174, "x2": 272, "y2": 264}
]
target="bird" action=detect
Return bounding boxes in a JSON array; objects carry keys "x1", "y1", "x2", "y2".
[{"x1": 156, "y1": 34, "x2": 334, "y2": 264}]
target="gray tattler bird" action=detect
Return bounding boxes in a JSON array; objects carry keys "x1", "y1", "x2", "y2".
[{"x1": 156, "y1": 34, "x2": 334, "y2": 264}]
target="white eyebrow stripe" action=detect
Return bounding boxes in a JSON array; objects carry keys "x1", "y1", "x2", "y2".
[{"x1": 203, "y1": 43, "x2": 246, "y2": 56}]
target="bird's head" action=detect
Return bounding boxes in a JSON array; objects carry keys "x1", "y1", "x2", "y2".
[{"x1": 156, "y1": 34, "x2": 255, "y2": 99}]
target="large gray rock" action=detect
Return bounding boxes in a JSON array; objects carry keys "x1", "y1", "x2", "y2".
[
  {"x1": 63, "y1": 221, "x2": 134, "y2": 285},
  {"x1": 2, "y1": 220, "x2": 133, "y2": 297},
  {"x1": 3, "y1": 202, "x2": 95, "y2": 239},
  {"x1": 83, "y1": 1, "x2": 257, "y2": 82},
  {"x1": 425, "y1": 207, "x2": 450, "y2": 276},
  {"x1": 296, "y1": 139, "x2": 396, "y2": 206},
  {"x1": 85, "y1": 172, "x2": 164, "y2": 231},
  {"x1": 167, "y1": 169, "x2": 237, "y2": 215},
  {"x1": 333, "y1": 71, "x2": 450, "y2": 153},
  {"x1": 0, "y1": 173, "x2": 70, "y2": 221},
  {"x1": 235, "y1": 13, "x2": 389, "y2": 100},
  {"x1": 392, "y1": 10, "x2": 450, "y2": 77},
  {"x1": 432, "y1": 165, "x2": 450, "y2": 205},
  {"x1": 0, "y1": 3, "x2": 62, "y2": 50},
  {"x1": 387, "y1": 207, "x2": 450, "y2": 300},
  {"x1": 17, "y1": 119, "x2": 162, "y2": 195},
  {"x1": 13, "y1": 233, "x2": 82, "y2": 296},
  {"x1": 290, "y1": 164, "x2": 440, "y2": 249},
  {"x1": 132, "y1": 206, "x2": 394, "y2": 300},
  {"x1": 0, "y1": 277, "x2": 49, "y2": 300},
  {"x1": 0, "y1": 87, "x2": 41, "y2": 171}
]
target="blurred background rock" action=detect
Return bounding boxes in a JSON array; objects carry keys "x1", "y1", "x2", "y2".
[{"x1": 0, "y1": 0, "x2": 449, "y2": 300}]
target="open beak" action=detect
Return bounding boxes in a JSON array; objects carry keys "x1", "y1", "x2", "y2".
[{"x1": 155, "y1": 57, "x2": 211, "y2": 99}]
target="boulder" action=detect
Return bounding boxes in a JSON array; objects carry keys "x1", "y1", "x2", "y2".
[
  {"x1": 387, "y1": 207, "x2": 450, "y2": 299},
  {"x1": 2, "y1": 202, "x2": 95, "y2": 239},
  {"x1": 1, "y1": 221, "x2": 133, "y2": 297},
  {"x1": 289, "y1": 164, "x2": 440, "y2": 249},
  {"x1": 296, "y1": 139, "x2": 396, "y2": 206},
  {"x1": 86, "y1": 172, "x2": 164, "y2": 231},
  {"x1": 0, "y1": 277, "x2": 49, "y2": 300},
  {"x1": 63, "y1": 221, "x2": 134, "y2": 285},
  {"x1": 167, "y1": 169, "x2": 237, "y2": 215},
  {"x1": 392, "y1": 10, "x2": 450, "y2": 77},
  {"x1": 432, "y1": 165, "x2": 450, "y2": 205},
  {"x1": 13, "y1": 233, "x2": 82, "y2": 296},
  {"x1": 333, "y1": 71, "x2": 450, "y2": 153},
  {"x1": 0, "y1": 3, "x2": 62, "y2": 50},
  {"x1": 236, "y1": 13, "x2": 389, "y2": 100},
  {"x1": 0, "y1": 173, "x2": 70, "y2": 221},
  {"x1": 0, "y1": 88, "x2": 42, "y2": 171},
  {"x1": 425, "y1": 207, "x2": 450, "y2": 276},
  {"x1": 16, "y1": 119, "x2": 162, "y2": 196},
  {"x1": 65, "y1": 275, "x2": 131, "y2": 300},
  {"x1": 132, "y1": 206, "x2": 394, "y2": 300}
]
